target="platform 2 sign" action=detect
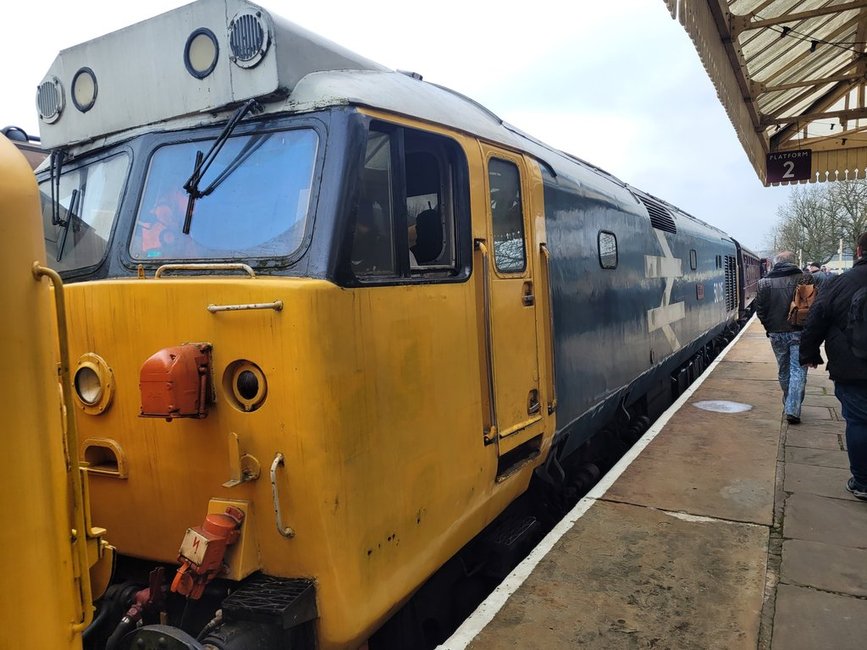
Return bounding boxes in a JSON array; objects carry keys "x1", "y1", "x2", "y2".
[{"x1": 766, "y1": 150, "x2": 812, "y2": 183}]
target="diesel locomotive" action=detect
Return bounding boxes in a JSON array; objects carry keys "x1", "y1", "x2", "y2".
[
  {"x1": 14, "y1": 0, "x2": 761, "y2": 647},
  {"x1": 0, "y1": 134, "x2": 113, "y2": 650}
]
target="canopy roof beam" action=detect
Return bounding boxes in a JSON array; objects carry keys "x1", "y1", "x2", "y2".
[
  {"x1": 758, "y1": 70, "x2": 862, "y2": 94},
  {"x1": 667, "y1": 0, "x2": 867, "y2": 183},
  {"x1": 731, "y1": 0, "x2": 867, "y2": 35},
  {"x1": 762, "y1": 104, "x2": 867, "y2": 127}
]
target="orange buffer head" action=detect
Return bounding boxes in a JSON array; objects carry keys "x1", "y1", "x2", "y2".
[
  {"x1": 139, "y1": 343, "x2": 212, "y2": 420},
  {"x1": 171, "y1": 506, "x2": 245, "y2": 599}
]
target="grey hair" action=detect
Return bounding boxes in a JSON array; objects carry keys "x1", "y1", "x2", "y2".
[{"x1": 773, "y1": 251, "x2": 796, "y2": 265}]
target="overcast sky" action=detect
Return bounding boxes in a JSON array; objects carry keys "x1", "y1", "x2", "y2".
[{"x1": 3, "y1": 0, "x2": 791, "y2": 251}]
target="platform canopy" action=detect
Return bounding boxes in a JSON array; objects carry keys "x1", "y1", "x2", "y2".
[{"x1": 667, "y1": 0, "x2": 867, "y2": 185}]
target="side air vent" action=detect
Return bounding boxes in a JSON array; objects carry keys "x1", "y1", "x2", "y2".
[
  {"x1": 637, "y1": 196, "x2": 677, "y2": 234},
  {"x1": 724, "y1": 255, "x2": 737, "y2": 312}
]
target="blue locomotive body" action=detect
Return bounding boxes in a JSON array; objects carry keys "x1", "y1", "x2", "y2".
[{"x1": 531, "y1": 148, "x2": 739, "y2": 456}]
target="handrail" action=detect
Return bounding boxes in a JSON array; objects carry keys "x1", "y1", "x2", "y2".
[
  {"x1": 474, "y1": 240, "x2": 498, "y2": 444},
  {"x1": 270, "y1": 453, "x2": 295, "y2": 538},
  {"x1": 154, "y1": 263, "x2": 256, "y2": 278},
  {"x1": 32, "y1": 263, "x2": 94, "y2": 632},
  {"x1": 540, "y1": 244, "x2": 558, "y2": 414},
  {"x1": 208, "y1": 300, "x2": 283, "y2": 313}
]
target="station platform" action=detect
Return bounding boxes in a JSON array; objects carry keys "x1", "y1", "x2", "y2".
[{"x1": 441, "y1": 318, "x2": 867, "y2": 650}]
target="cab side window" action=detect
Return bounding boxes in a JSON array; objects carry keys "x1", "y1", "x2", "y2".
[
  {"x1": 351, "y1": 131, "x2": 396, "y2": 276},
  {"x1": 349, "y1": 122, "x2": 465, "y2": 283},
  {"x1": 488, "y1": 158, "x2": 526, "y2": 273}
]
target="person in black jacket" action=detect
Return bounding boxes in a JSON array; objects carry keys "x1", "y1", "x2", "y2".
[
  {"x1": 756, "y1": 251, "x2": 810, "y2": 424},
  {"x1": 800, "y1": 233, "x2": 867, "y2": 501},
  {"x1": 805, "y1": 262, "x2": 834, "y2": 286}
]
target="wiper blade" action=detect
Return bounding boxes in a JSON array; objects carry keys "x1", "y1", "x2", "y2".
[
  {"x1": 198, "y1": 133, "x2": 270, "y2": 197},
  {"x1": 50, "y1": 149, "x2": 65, "y2": 226},
  {"x1": 56, "y1": 187, "x2": 81, "y2": 262},
  {"x1": 182, "y1": 99, "x2": 262, "y2": 234}
]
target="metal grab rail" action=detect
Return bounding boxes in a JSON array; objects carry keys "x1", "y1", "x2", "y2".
[
  {"x1": 540, "y1": 243, "x2": 558, "y2": 414},
  {"x1": 32, "y1": 263, "x2": 94, "y2": 632},
  {"x1": 208, "y1": 300, "x2": 283, "y2": 313},
  {"x1": 154, "y1": 263, "x2": 256, "y2": 278},
  {"x1": 270, "y1": 453, "x2": 295, "y2": 538},
  {"x1": 474, "y1": 239, "x2": 498, "y2": 444}
]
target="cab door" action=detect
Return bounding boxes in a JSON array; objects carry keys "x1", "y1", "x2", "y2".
[{"x1": 477, "y1": 145, "x2": 544, "y2": 460}]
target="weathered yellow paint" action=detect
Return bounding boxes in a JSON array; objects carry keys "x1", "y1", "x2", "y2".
[
  {"x1": 206, "y1": 498, "x2": 259, "y2": 581},
  {"x1": 69, "y1": 276, "x2": 522, "y2": 647},
  {"x1": 0, "y1": 134, "x2": 85, "y2": 649},
  {"x1": 479, "y1": 143, "x2": 545, "y2": 455},
  {"x1": 67, "y1": 112, "x2": 557, "y2": 648},
  {"x1": 524, "y1": 155, "x2": 556, "y2": 419}
]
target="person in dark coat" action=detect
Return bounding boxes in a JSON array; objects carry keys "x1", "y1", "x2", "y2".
[
  {"x1": 756, "y1": 251, "x2": 810, "y2": 424},
  {"x1": 800, "y1": 233, "x2": 867, "y2": 501},
  {"x1": 805, "y1": 262, "x2": 834, "y2": 286}
]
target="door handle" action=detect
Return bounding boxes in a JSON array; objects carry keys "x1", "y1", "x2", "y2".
[{"x1": 522, "y1": 280, "x2": 535, "y2": 306}]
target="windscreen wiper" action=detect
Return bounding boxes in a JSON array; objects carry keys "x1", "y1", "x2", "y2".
[
  {"x1": 182, "y1": 99, "x2": 262, "y2": 234},
  {"x1": 197, "y1": 133, "x2": 270, "y2": 197},
  {"x1": 49, "y1": 149, "x2": 65, "y2": 226},
  {"x1": 56, "y1": 187, "x2": 81, "y2": 262}
]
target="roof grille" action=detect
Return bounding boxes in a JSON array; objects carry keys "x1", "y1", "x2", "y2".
[
  {"x1": 229, "y1": 12, "x2": 268, "y2": 68},
  {"x1": 638, "y1": 196, "x2": 677, "y2": 233},
  {"x1": 37, "y1": 77, "x2": 64, "y2": 124}
]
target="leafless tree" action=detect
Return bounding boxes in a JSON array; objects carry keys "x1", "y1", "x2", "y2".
[
  {"x1": 770, "y1": 183, "x2": 844, "y2": 264},
  {"x1": 827, "y1": 179, "x2": 867, "y2": 252}
]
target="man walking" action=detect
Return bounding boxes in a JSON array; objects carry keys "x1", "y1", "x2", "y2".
[
  {"x1": 800, "y1": 233, "x2": 867, "y2": 501},
  {"x1": 806, "y1": 262, "x2": 833, "y2": 286},
  {"x1": 756, "y1": 251, "x2": 809, "y2": 424}
]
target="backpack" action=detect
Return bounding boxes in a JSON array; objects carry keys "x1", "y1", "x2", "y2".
[
  {"x1": 847, "y1": 286, "x2": 867, "y2": 359},
  {"x1": 787, "y1": 283, "x2": 817, "y2": 327}
]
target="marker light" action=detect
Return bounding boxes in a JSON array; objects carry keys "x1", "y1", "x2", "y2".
[
  {"x1": 71, "y1": 67, "x2": 98, "y2": 113},
  {"x1": 36, "y1": 76, "x2": 64, "y2": 124},
  {"x1": 223, "y1": 360, "x2": 267, "y2": 412},
  {"x1": 74, "y1": 353, "x2": 115, "y2": 414},
  {"x1": 228, "y1": 11, "x2": 269, "y2": 69},
  {"x1": 75, "y1": 366, "x2": 102, "y2": 405},
  {"x1": 184, "y1": 28, "x2": 219, "y2": 79}
]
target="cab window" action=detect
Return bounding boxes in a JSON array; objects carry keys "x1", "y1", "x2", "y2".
[
  {"x1": 39, "y1": 152, "x2": 129, "y2": 273},
  {"x1": 129, "y1": 127, "x2": 318, "y2": 261},
  {"x1": 351, "y1": 131, "x2": 396, "y2": 276},
  {"x1": 488, "y1": 158, "x2": 526, "y2": 273},
  {"x1": 349, "y1": 123, "x2": 465, "y2": 282}
]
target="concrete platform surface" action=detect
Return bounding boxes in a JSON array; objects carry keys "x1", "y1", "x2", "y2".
[{"x1": 442, "y1": 318, "x2": 867, "y2": 650}]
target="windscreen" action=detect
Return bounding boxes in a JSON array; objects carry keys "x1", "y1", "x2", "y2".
[
  {"x1": 130, "y1": 128, "x2": 318, "y2": 261},
  {"x1": 39, "y1": 153, "x2": 129, "y2": 273}
]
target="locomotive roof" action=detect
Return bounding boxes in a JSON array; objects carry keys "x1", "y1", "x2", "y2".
[
  {"x1": 36, "y1": 0, "x2": 729, "y2": 241},
  {"x1": 34, "y1": 0, "x2": 606, "y2": 180}
]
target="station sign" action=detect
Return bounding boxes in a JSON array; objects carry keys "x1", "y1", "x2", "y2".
[{"x1": 766, "y1": 150, "x2": 812, "y2": 183}]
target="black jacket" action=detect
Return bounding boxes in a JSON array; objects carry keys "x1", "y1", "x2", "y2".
[
  {"x1": 809, "y1": 270, "x2": 835, "y2": 286},
  {"x1": 800, "y1": 258, "x2": 867, "y2": 383},
  {"x1": 756, "y1": 262, "x2": 805, "y2": 334}
]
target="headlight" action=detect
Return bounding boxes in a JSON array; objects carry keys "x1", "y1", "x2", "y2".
[
  {"x1": 223, "y1": 360, "x2": 267, "y2": 412},
  {"x1": 73, "y1": 353, "x2": 114, "y2": 414},
  {"x1": 71, "y1": 67, "x2": 98, "y2": 112},
  {"x1": 184, "y1": 28, "x2": 219, "y2": 79},
  {"x1": 74, "y1": 366, "x2": 102, "y2": 405}
]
